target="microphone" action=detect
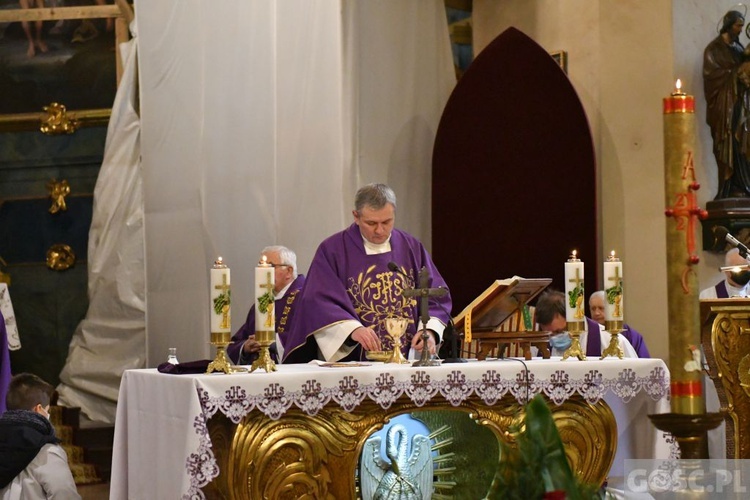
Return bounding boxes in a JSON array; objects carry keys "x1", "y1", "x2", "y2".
[
  {"x1": 715, "y1": 226, "x2": 750, "y2": 258},
  {"x1": 387, "y1": 261, "x2": 466, "y2": 363}
]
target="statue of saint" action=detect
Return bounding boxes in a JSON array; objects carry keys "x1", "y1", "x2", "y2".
[{"x1": 703, "y1": 10, "x2": 750, "y2": 199}]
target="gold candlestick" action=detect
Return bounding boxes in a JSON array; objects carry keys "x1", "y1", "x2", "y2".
[
  {"x1": 207, "y1": 257, "x2": 235, "y2": 374},
  {"x1": 562, "y1": 320, "x2": 586, "y2": 361},
  {"x1": 251, "y1": 255, "x2": 277, "y2": 373}
]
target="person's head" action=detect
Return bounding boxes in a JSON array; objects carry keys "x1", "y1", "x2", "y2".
[
  {"x1": 6, "y1": 373, "x2": 53, "y2": 419},
  {"x1": 352, "y1": 183, "x2": 397, "y2": 245},
  {"x1": 262, "y1": 245, "x2": 297, "y2": 294},
  {"x1": 725, "y1": 248, "x2": 750, "y2": 287},
  {"x1": 589, "y1": 290, "x2": 606, "y2": 326},
  {"x1": 535, "y1": 290, "x2": 567, "y2": 333},
  {"x1": 721, "y1": 10, "x2": 745, "y2": 41}
]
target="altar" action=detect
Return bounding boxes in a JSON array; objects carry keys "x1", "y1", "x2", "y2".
[{"x1": 110, "y1": 357, "x2": 671, "y2": 499}]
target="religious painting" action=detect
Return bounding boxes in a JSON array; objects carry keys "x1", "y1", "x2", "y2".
[
  {"x1": 0, "y1": 1, "x2": 124, "y2": 132},
  {"x1": 550, "y1": 50, "x2": 568, "y2": 74}
]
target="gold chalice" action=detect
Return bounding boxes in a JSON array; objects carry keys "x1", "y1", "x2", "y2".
[{"x1": 385, "y1": 317, "x2": 410, "y2": 364}]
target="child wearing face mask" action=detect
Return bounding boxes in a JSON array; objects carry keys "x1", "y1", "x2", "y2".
[{"x1": 0, "y1": 373, "x2": 81, "y2": 499}]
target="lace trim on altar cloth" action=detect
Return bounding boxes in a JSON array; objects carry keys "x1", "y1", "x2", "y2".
[{"x1": 182, "y1": 365, "x2": 669, "y2": 499}]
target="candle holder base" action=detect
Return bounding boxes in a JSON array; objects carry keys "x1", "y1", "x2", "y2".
[
  {"x1": 207, "y1": 345, "x2": 235, "y2": 374},
  {"x1": 562, "y1": 333, "x2": 586, "y2": 361},
  {"x1": 601, "y1": 330, "x2": 624, "y2": 359},
  {"x1": 648, "y1": 412, "x2": 724, "y2": 459},
  {"x1": 250, "y1": 330, "x2": 277, "y2": 373}
]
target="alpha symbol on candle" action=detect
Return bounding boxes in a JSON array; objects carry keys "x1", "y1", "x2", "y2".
[
  {"x1": 606, "y1": 267, "x2": 623, "y2": 318},
  {"x1": 213, "y1": 273, "x2": 231, "y2": 329},
  {"x1": 568, "y1": 268, "x2": 585, "y2": 320},
  {"x1": 681, "y1": 151, "x2": 696, "y2": 181},
  {"x1": 259, "y1": 271, "x2": 274, "y2": 328}
]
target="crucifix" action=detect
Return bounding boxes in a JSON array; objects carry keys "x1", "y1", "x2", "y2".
[
  {"x1": 607, "y1": 267, "x2": 623, "y2": 318},
  {"x1": 402, "y1": 266, "x2": 448, "y2": 367},
  {"x1": 568, "y1": 268, "x2": 584, "y2": 320},
  {"x1": 214, "y1": 273, "x2": 230, "y2": 329},
  {"x1": 259, "y1": 270, "x2": 274, "y2": 328}
]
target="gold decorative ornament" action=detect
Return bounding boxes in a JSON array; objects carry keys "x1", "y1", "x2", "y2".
[
  {"x1": 203, "y1": 394, "x2": 616, "y2": 498},
  {"x1": 46, "y1": 244, "x2": 75, "y2": 271},
  {"x1": 384, "y1": 316, "x2": 410, "y2": 364},
  {"x1": 40, "y1": 102, "x2": 79, "y2": 135},
  {"x1": 601, "y1": 321, "x2": 625, "y2": 360},
  {"x1": 47, "y1": 179, "x2": 71, "y2": 214},
  {"x1": 563, "y1": 320, "x2": 586, "y2": 361}
]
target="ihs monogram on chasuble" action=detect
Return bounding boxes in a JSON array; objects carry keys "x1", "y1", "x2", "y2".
[{"x1": 348, "y1": 265, "x2": 416, "y2": 350}]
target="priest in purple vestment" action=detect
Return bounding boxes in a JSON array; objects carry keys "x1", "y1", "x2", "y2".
[
  {"x1": 589, "y1": 291, "x2": 650, "y2": 357},
  {"x1": 535, "y1": 290, "x2": 638, "y2": 358},
  {"x1": 227, "y1": 246, "x2": 305, "y2": 364},
  {"x1": 283, "y1": 184, "x2": 452, "y2": 363},
  {"x1": 699, "y1": 248, "x2": 750, "y2": 299}
]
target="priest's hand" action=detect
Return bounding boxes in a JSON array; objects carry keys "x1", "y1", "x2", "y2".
[
  {"x1": 242, "y1": 335, "x2": 261, "y2": 354},
  {"x1": 411, "y1": 330, "x2": 437, "y2": 355},
  {"x1": 351, "y1": 327, "x2": 382, "y2": 351}
]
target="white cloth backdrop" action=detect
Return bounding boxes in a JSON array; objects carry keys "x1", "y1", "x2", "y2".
[{"x1": 57, "y1": 1, "x2": 455, "y2": 422}]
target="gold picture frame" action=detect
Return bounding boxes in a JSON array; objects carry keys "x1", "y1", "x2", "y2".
[{"x1": 0, "y1": 1, "x2": 133, "y2": 134}]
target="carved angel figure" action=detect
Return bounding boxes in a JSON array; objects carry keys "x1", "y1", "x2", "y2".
[{"x1": 360, "y1": 424, "x2": 433, "y2": 500}]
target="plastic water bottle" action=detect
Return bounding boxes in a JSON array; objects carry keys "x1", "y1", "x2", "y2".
[{"x1": 167, "y1": 347, "x2": 179, "y2": 365}]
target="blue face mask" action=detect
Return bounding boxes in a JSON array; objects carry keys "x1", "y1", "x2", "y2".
[{"x1": 550, "y1": 332, "x2": 572, "y2": 351}]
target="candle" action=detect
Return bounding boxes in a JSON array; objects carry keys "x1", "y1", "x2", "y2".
[
  {"x1": 603, "y1": 250, "x2": 623, "y2": 321},
  {"x1": 564, "y1": 250, "x2": 585, "y2": 322},
  {"x1": 663, "y1": 80, "x2": 704, "y2": 414},
  {"x1": 210, "y1": 257, "x2": 231, "y2": 333},
  {"x1": 255, "y1": 255, "x2": 275, "y2": 333}
]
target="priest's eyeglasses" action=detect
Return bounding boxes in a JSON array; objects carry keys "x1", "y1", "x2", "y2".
[{"x1": 270, "y1": 263, "x2": 291, "y2": 268}]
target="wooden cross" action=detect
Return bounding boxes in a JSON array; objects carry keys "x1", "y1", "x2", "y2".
[
  {"x1": 214, "y1": 273, "x2": 230, "y2": 329},
  {"x1": 259, "y1": 270, "x2": 274, "y2": 328},
  {"x1": 607, "y1": 267, "x2": 622, "y2": 318},
  {"x1": 568, "y1": 268, "x2": 584, "y2": 319}
]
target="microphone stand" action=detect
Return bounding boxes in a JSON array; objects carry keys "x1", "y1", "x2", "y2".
[{"x1": 402, "y1": 266, "x2": 446, "y2": 367}]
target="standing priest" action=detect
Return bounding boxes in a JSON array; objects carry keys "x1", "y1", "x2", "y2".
[{"x1": 283, "y1": 183, "x2": 452, "y2": 363}]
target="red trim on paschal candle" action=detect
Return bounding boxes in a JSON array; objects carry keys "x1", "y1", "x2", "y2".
[
  {"x1": 671, "y1": 380, "x2": 702, "y2": 397},
  {"x1": 663, "y1": 95, "x2": 695, "y2": 114}
]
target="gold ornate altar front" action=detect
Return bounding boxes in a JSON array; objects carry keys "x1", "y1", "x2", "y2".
[
  {"x1": 701, "y1": 299, "x2": 750, "y2": 458},
  {"x1": 202, "y1": 394, "x2": 616, "y2": 499}
]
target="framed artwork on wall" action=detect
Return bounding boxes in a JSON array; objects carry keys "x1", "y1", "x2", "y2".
[{"x1": 0, "y1": 1, "x2": 133, "y2": 133}]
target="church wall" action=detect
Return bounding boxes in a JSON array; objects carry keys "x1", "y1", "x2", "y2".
[{"x1": 472, "y1": 0, "x2": 721, "y2": 363}]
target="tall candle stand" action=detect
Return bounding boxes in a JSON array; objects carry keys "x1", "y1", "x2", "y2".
[
  {"x1": 251, "y1": 255, "x2": 277, "y2": 373},
  {"x1": 207, "y1": 257, "x2": 237, "y2": 374}
]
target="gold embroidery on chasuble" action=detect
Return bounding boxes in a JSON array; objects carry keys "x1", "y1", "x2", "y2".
[
  {"x1": 277, "y1": 289, "x2": 300, "y2": 335},
  {"x1": 348, "y1": 265, "x2": 417, "y2": 350}
]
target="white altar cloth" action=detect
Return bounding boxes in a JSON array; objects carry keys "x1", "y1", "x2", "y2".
[{"x1": 110, "y1": 357, "x2": 671, "y2": 499}]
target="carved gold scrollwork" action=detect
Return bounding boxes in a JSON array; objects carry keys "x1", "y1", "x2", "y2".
[
  {"x1": 40, "y1": 103, "x2": 79, "y2": 135},
  {"x1": 703, "y1": 306, "x2": 750, "y2": 458},
  {"x1": 206, "y1": 395, "x2": 616, "y2": 499}
]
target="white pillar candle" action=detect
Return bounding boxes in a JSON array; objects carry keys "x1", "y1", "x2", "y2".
[
  {"x1": 604, "y1": 250, "x2": 623, "y2": 321},
  {"x1": 210, "y1": 257, "x2": 231, "y2": 333},
  {"x1": 564, "y1": 250, "x2": 585, "y2": 322},
  {"x1": 255, "y1": 255, "x2": 275, "y2": 333}
]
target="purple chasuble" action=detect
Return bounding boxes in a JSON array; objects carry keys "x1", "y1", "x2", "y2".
[
  {"x1": 0, "y1": 311, "x2": 10, "y2": 414},
  {"x1": 283, "y1": 224, "x2": 452, "y2": 363},
  {"x1": 226, "y1": 274, "x2": 305, "y2": 364},
  {"x1": 715, "y1": 281, "x2": 729, "y2": 298},
  {"x1": 622, "y1": 323, "x2": 650, "y2": 358},
  {"x1": 584, "y1": 317, "x2": 601, "y2": 357}
]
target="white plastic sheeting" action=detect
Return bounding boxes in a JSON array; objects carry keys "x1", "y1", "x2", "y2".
[
  {"x1": 56, "y1": 27, "x2": 144, "y2": 424},
  {"x1": 58, "y1": 0, "x2": 454, "y2": 423}
]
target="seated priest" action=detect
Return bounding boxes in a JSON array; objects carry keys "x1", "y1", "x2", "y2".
[
  {"x1": 283, "y1": 183, "x2": 452, "y2": 363},
  {"x1": 535, "y1": 290, "x2": 638, "y2": 357},
  {"x1": 699, "y1": 248, "x2": 750, "y2": 299},
  {"x1": 589, "y1": 290, "x2": 650, "y2": 357},
  {"x1": 226, "y1": 245, "x2": 305, "y2": 364}
]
